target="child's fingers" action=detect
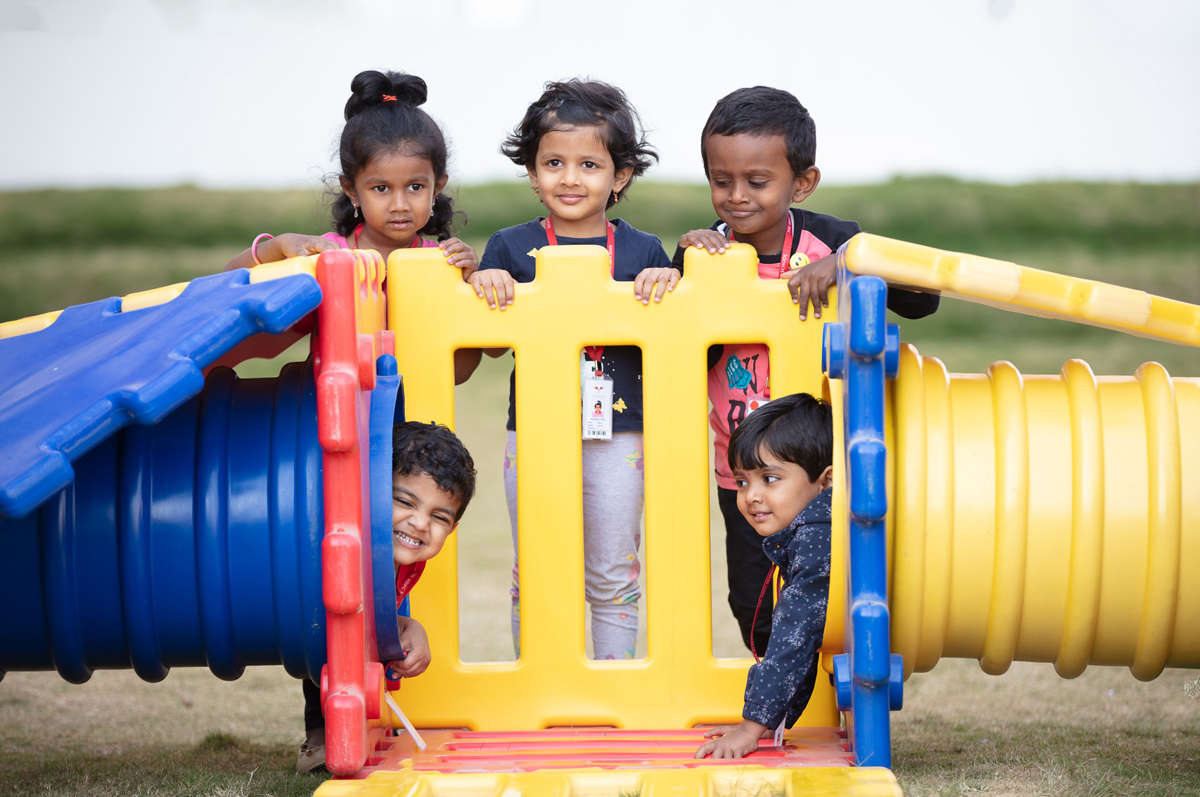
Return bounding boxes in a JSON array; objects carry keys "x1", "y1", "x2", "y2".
[
  {"x1": 694, "y1": 741, "x2": 714, "y2": 760},
  {"x1": 654, "y1": 275, "x2": 670, "y2": 303},
  {"x1": 633, "y1": 272, "x2": 648, "y2": 302}
]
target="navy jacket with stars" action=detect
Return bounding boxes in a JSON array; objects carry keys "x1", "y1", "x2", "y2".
[
  {"x1": 742, "y1": 487, "x2": 832, "y2": 729},
  {"x1": 479, "y1": 218, "x2": 673, "y2": 433}
]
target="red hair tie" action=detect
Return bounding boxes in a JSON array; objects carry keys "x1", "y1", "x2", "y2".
[{"x1": 382, "y1": 94, "x2": 397, "y2": 102}]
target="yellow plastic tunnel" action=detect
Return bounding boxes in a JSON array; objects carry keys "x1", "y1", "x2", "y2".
[{"x1": 887, "y1": 345, "x2": 1200, "y2": 682}]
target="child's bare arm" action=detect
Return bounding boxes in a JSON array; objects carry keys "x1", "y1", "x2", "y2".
[
  {"x1": 440, "y1": 238, "x2": 479, "y2": 282},
  {"x1": 222, "y1": 233, "x2": 338, "y2": 272},
  {"x1": 389, "y1": 616, "x2": 431, "y2": 678},
  {"x1": 785, "y1": 254, "x2": 837, "y2": 320},
  {"x1": 679, "y1": 228, "x2": 731, "y2": 255},
  {"x1": 694, "y1": 719, "x2": 770, "y2": 759},
  {"x1": 633, "y1": 267, "x2": 681, "y2": 304}
]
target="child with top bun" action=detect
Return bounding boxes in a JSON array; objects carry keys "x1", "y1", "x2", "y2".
[
  {"x1": 225, "y1": 69, "x2": 478, "y2": 277},
  {"x1": 671, "y1": 87, "x2": 938, "y2": 656},
  {"x1": 468, "y1": 79, "x2": 679, "y2": 661}
]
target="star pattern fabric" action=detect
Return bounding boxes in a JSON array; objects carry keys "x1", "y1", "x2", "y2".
[{"x1": 741, "y1": 488, "x2": 832, "y2": 729}]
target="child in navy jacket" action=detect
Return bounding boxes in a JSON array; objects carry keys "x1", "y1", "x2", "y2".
[{"x1": 695, "y1": 393, "x2": 834, "y2": 759}]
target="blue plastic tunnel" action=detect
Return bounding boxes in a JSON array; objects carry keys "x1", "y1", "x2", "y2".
[{"x1": 0, "y1": 360, "x2": 328, "y2": 685}]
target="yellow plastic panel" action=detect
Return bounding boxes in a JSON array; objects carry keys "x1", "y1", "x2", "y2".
[
  {"x1": 888, "y1": 344, "x2": 1200, "y2": 680},
  {"x1": 314, "y1": 766, "x2": 902, "y2": 797},
  {"x1": 387, "y1": 243, "x2": 841, "y2": 731},
  {"x1": 842, "y1": 234, "x2": 1200, "y2": 347},
  {"x1": 0, "y1": 310, "x2": 62, "y2": 340}
]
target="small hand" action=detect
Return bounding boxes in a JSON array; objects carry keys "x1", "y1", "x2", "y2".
[
  {"x1": 393, "y1": 617, "x2": 431, "y2": 678},
  {"x1": 785, "y1": 254, "x2": 837, "y2": 320},
  {"x1": 273, "y1": 233, "x2": 339, "y2": 260},
  {"x1": 469, "y1": 270, "x2": 516, "y2": 310},
  {"x1": 694, "y1": 722, "x2": 767, "y2": 760},
  {"x1": 680, "y1": 228, "x2": 731, "y2": 255},
  {"x1": 633, "y1": 267, "x2": 681, "y2": 304},
  {"x1": 440, "y1": 238, "x2": 479, "y2": 282}
]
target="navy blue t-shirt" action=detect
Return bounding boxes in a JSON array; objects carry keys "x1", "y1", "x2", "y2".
[{"x1": 480, "y1": 218, "x2": 674, "y2": 433}]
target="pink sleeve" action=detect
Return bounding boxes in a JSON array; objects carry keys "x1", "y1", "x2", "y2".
[{"x1": 322, "y1": 231, "x2": 349, "y2": 248}]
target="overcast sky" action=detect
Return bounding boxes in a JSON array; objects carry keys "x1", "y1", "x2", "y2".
[{"x1": 1, "y1": 0, "x2": 1197, "y2": 189}]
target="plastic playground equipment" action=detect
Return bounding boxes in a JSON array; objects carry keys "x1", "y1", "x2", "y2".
[{"x1": 0, "y1": 233, "x2": 1197, "y2": 797}]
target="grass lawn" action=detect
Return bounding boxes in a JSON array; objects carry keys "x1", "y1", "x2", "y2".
[{"x1": 2, "y1": 660, "x2": 1196, "y2": 796}]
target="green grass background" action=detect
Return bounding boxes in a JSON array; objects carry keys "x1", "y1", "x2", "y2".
[
  {"x1": 3, "y1": 179, "x2": 1198, "y2": 376},
  {"x1": 1, "y1": 181, "x2": 1198, "y2": 796}
]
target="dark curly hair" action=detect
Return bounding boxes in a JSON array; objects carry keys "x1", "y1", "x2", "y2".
[
  {"x1": 392, "y1": 421, "x2": 477, "y2": 520},
  {"x1": 332, "y1": 70, "x2": 459, "y2": 240},
  {"x1": 700, "y1": 86, "x2": 817, "y2": 180},
  {"x1": 727, "y1": 393, "x2": 832, "y2": 483},
  {"x1": 500, "y1": 79, "x2": 657, "y2": 209}
]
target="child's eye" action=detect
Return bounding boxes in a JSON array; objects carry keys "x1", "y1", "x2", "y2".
[
  {"x1": 408, "y1": 183, "x2": 425, "y2": 192},
  {"x1": 749, "y1": 181, "x2": 767, "y2": 188},
  {"x1": 546, "y1": 158, "x2": 561, "y2": 167},
  {"x1": 393, "y1": 497, "x2": 412, "y2": 507},
  {"x1": 735, "y1": 479, "x2": 748, "y2": 488},
  {"x1": 583, "y1": 161, "x2": 597, "y2": 169},
  {"x1": 764, "y1": 475, "x2": 779, "y2": 484},
  {"x1": 372, "y1": 185, "x2": 389, "y2": 193}
]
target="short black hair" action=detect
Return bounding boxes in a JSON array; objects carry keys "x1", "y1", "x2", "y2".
[
  {"x1": 392, "y1": 421, "x2": 476, "y2": 520},
  {"x1": 501, "y1": 78, "x2": 658, "y2": 209},
  {"x1": 700, "y1": 86, "x2": 816, "y2": 180},
  {"x1": 332, "y1": 70, "x2": 459, "y2": 240},
  {"x1": 727, "y1": 393, "x2": 832, "y2": 483}
]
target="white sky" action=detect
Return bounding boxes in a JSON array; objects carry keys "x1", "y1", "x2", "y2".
[{"x1": 1, "y1": 0, "x2": 1198, "y2": 189}]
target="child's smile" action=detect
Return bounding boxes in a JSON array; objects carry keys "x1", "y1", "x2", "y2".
[
  {"x1": 704, "y1": 133, "x2": 818, "y2": 256},
  {"x1": 734, "y1": 450, "x2": 832, "y2": 537},
  {"x1": 527, "y1": 125, "x2": 632, "y2": 238},
  {"x1": 392, "y1": 470, "x2": 461, "y2": 565}
]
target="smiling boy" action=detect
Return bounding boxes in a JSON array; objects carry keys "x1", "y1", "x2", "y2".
[
  {"x1": 672, "y1": 86, "x2": 938, "y2": 657},
  {"x1": 694, "y1": 393, "x2": 834, "y2": 760},
  {"x1": 299, "y1": 421, "x2": 476, "y2": 774}
]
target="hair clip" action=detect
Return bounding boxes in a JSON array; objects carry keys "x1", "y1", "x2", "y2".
[{"x1": 382, "y1": 94, "x2": 398, "y2": 102}]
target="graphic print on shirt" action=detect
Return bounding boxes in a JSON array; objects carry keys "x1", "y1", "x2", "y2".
[{"x1": 726, "y1": 352, "x2": 762, "y2": 435}]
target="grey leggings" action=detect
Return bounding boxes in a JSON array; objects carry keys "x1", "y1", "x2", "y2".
[{"x1": 504, "y1": 430, "x2": 645, "y2": 660}]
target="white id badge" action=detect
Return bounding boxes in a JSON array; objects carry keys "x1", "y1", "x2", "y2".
[
  {"x1": 582, "y1": 374, "x2": 613, "y2": 440},
  {"x1": 746, "y1": 396, "x2": 770, "y2": 416}
]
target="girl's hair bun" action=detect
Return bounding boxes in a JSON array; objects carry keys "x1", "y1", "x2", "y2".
[{"x1": 344, "y1": 70, "x2": 428, "y2": 120}]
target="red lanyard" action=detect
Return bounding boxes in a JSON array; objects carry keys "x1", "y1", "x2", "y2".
[
  {"x1": 730, "y1": 210, "x2": 794, "y2": 279},
  {"x1": 544, "y1": 216, "x2": 614, "y2": 362}
]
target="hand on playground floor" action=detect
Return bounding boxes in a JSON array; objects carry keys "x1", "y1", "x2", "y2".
[
  {"x1": 440, "y1": 238, "x2": 479, "y2": 281},
  {"x1": 469, "y1": 270, "x2": 516, "y2": 310},
  {"x1": 785, "y1": 254, "x2": 837, "y2": 320},
  {"x1": 694, "y1": 720, "x2": 770, "y2": 760},
  {"x1": 633, "y1": 267, "x2": 681, "y2": 304},
  {"x1": 679, "y1": 228, "x2": 731, "y2": 255},
  {"x1": 392, "y1": 616, "x2": 431, "y2": 678}
]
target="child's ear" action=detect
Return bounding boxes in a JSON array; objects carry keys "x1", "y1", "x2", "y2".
[
  {"x1": 526, "y1": 165, "x2": 538, "y2": 191},
  {"x1": 815, "y1": 464, "x2": 833, "y2": 491},
  {"x1": 434, "y1": 174, "x2": 449, "y2": 195},
  {"x1": 792, "y1": 166, "x2": 821, "y2": 204},
  {"x1": 340, "y1": 175, "x2": 359, "y2": 207},
  {"x1": 613, "y1": 166, "x2": 634, "y2": 196}
]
